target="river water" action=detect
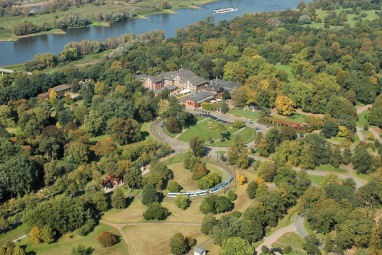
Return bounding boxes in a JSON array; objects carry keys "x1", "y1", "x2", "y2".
[{"x1": 0, "y1": 0, "x2": 303, "y2": 66}]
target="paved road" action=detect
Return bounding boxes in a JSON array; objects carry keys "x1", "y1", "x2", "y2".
[{"x1": 255, "y1": 215, "x2": 308, "y2": 254}]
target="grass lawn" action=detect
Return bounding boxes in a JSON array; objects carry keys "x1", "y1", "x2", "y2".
[
  {"x1": 307, "y1": 174, "x2": 325, "y2": 186},
  {"x1": 358, "y1": 110, "x2": 370, "y2": 127},
  {"x1": 208, "y1": 127, "x2": 256, "y2": 147},
  {"x1": 167, "y1": 162, "x2": 199, "y2": 190},
  {"x1": 273, "y1": 112, "x2": 306, "y2": 124},
  {"x1": 272, "y1": 232, "x2": 306, "y2": 255},
  {"x1": 0, "y1": 224, "x2": 28, "y2": 244},
  {"x1": 317, "y1": 164, "x2": 348, "y2": 174},
  {"x1": 228, "y1": 108, "x2": 260, "y2": 121},
  {"x1": 167, "y1": 161, "x2": 232, "y2": 191},
  {"x1": 178, "y1": 117, "x2": 256, "y2": 147},
  {"x1": 275, "y1": 63, "x2": 295, "y2": 81},
  {"x1": 123, "y1": 224, "x2": 211, "y2": 255},
  {"x1": 178, "y1": 118, "x2": 239, "y2": 142},
  {"x1": 19, "y1": 223, "x2": 128, "y2": 255}
]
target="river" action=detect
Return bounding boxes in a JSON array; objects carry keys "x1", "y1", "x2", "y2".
[{"x1": 0, "y1": 0, "x2": 303, "y2": 66}]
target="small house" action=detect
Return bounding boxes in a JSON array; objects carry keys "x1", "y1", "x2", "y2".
[
  {"x1": 102, "y1": 175, "x2": 123, "y2": 189},
  {"x1": 194, "y1": 246, "x2": 207, "y2": 255}
]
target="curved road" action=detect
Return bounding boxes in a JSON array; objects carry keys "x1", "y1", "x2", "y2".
[{"x1": 255, "y1": 215, "x2": 308, "y2": 254}]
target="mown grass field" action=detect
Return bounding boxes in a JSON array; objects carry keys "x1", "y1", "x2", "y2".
[
  {"x1": 0, "y1": 0, "x2": 216, "y2": 41},
  {"x1": 178, "y1": 117, "x2": 256, "y2": 147},
  {"x1": 18, "y1": 223, "x2": 128, "y2": 255},
  {"x1": 123, "y1": 224, "x2": 211, "y2": 255},
  {"x1": 178, "y1": 118, "x2": 239, "y2": 142}
]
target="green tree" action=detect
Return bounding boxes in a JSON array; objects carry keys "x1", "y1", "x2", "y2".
[
  {"x1": 168, "y1": 180, "x2": 182, "y2": 192},
  {"x1": 124, "y1": 167, "x2": 143, "y2": 190},
  {"x1": 189, "y1": 137, "x2": 205, "y2": 157},
  {"x1": 0, "y1": 156, "x2": 38, "y2": 199},
  {"x1": 170, "y1": 233, "x2": 189, "y2": 255},
  {"x1": 175, "y1": 194, "x2": 190, "y2": 210},
  {"x1": 183, "y1": 150, "x2": 198, "y2": 170},
  {"x1": 352, "y1": 145, "x2": 373, "y2": 174},
  {"x1": 201, "y1": 214, "x2": 218, "y2": 235},
  {"x1": 166, "y1": 117, "x2": 182, "y2": 133},
  {"x1": 72, "y1": 245, "x2": 93, "y2": 255},
  {"x1": 141, "y1": 184, "x2": 159, "y2": 206},
  {"x1": 64, "y1": 141, "x2": 89, "y2": 165},
  {"x1": 143, "y1": 202, "x2": 170, "y2": 220},
  {"x1": 40, "y1": 225, "x2": 56, "y2": 244},
  {"x1": 246, "y1": 181, "x2": 258, "y2": 199},
  {"x1": 221, "y1": 237, "x2": 253, "y2": 255},
  {"x1": 198, "y1": 172, "x2": 221, "y2": 189},
  {"x1": 303, "y1": 234, "x2": 321, "y2": 255},
  {"x1": 107, "y1": 118, "x2": 141, "y2": 145},
  {"x1": 111, "y1": 189, "x2": 126, "y2": 209},
  {"x1": 257, "y1": 160, "x2": 276, "y2": 182}
]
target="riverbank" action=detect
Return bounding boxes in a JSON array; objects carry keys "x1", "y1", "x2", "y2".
[{"x1": 0, "y1": 0, "x2": 217, "y2": 41}]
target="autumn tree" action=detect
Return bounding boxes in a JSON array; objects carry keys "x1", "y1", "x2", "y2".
[
  {"x1": 97, "y1": 231, "x2": 119, "y2": 247},
  {"x1": 275, "y1": 95, "x2": 295, "y2": 116}
]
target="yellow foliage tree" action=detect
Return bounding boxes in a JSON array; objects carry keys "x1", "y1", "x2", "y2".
[
  {"x1": 236, "y1": 172, "x2": 247, "y2": 185},
  {"x1": 338, "y1": 125, "x2": 349, "y2": 137},
  {"x1": 49, "y1": 89, "x2": 57, "y2": 106},
  {"x1": 29, "y1": 226, "x2": 41, "y2": 244},
  {"x1": 275, "y1": 95, "x2": 295, "y2": 116},
  {"x1": 254, "y1": 176, "x2": 265, "y2": 185}
]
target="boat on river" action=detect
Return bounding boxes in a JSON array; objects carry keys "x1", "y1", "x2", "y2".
[{"x1": 213, "y1": 7, "x2": 239, "y2": 14}]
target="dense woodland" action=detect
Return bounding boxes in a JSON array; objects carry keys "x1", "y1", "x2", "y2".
[{"x1": 0, "y1": 0, "x2": 382, "y2": 254}]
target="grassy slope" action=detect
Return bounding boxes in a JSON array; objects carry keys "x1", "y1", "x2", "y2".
[
  {"x1": 272, "y1": 232, "x2": 306, "y2": 255},
  {"x1": 0, "y1": 0, "x2": 217, "y2": 41},
  {"x1": 19, "y1": 223, "x2": 128, "y2": 255}
]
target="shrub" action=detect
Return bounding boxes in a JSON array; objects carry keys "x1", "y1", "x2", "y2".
[
  {"x1": 168, "y1": 180, "x2": 182, "y2": 192},
  {"x1": 200, "y1": 195, "x2": 233, "y2": 214},
  {"x1": 97, "y1": 231, "x2": 119, "y2": 247},
  {"x1": 77, "y1": 219, "x2": 96, "y2": 236},
  {"x1": 227, "y1": 190, "x2": 237, "y2": 201},
  {"x1": 246, "y1": 181, "x2": 258, "y2": 199},
  {"x1": 175, "y1": 194, "x2": 190, "y2": 210},
  {"x1": 143, "y1": 202, "x2": 170, "y2": 220},
  {"x1": 170, "y1": 233, "x2": 190, "y2": 255}
]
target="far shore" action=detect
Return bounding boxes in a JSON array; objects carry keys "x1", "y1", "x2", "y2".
[{"x1": 0, "y1": 0, "x2": 217, "y2": 42}]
